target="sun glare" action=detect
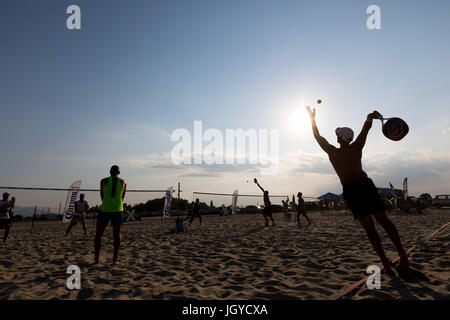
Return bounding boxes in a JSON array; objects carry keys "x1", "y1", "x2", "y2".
[{"x1": 287, "y1": 106, "x2": 311, "y2": 133}]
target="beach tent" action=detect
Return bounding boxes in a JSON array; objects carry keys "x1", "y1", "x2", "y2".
[
  {"x1": 317, "y1": 192, "x2": 341, "y2": 200},
  {"x1": 378, "y1": 188, "x2": 396, "y2": 196}
]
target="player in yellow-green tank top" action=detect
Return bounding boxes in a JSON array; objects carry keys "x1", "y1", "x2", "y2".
[{"x1": 94, "y1": 165, "x2": 127, "y2": 265}]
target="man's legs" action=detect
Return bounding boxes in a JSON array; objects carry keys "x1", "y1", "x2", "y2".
[
  {"x1": 112, "y1": 225, "x2": 121, "y2": 264},
  {"x1": 94, "y1": 219, "x2": 108, "y2": 264},
  {"x1": 81, "y1": 219, "x2": 88, "y2": 236},
  {"x1": 65, "y1": 217, "x2": 79, "y2": 236},
  {"x1": 263, "y1": 213, "x2": 269, "y2": 226},
  {"x1": 198, "y1": 215, "x2": 202, "y2": 225},
  {"x1": 269, "y1": 214, "x2": 275, "y2": 226},
  {"x1": 64, "y1": 224, "x2": 73, "y2": 237},
  {"x1": 303, "y1": 212, "x2": 312, "y2": 225},
  {"x1": 359, "y1": 215, "x2": 393, "y2": 273},
  {"x1": 3, "y1": 224, "x2": 10, "y2": 242},
  {"x1": 297, "y1": 212, "x2": 300, "y2": 225},
  {"x1": 374, "y1": 211, "x2": 409, "y2": 271}
]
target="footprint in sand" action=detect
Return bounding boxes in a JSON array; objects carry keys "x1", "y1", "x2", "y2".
[
  {"x1": 0, "y1": 260, "x2": 14, "y2": 268},
  {"x1": 102, "y1": 289, "x2": 125, "y2": 299},
  {"x1": 153, "y1": 270, "x2": 176, "y2": 277},
  {"x1": 50, "y1": 259, "x2": 66, "y2": 266},
  {"x1": 77, "y1": 287, "x2": 94, "y2": 300},
  {"x1": 93, "y1": 277, "x2": 111, "y2": 284}
]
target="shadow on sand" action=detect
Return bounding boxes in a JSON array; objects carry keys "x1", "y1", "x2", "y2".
[{"x1": 398, "y1": 267, "x2": 430, "y2": 282}]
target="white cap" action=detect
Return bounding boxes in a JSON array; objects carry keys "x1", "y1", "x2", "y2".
[{"x1": 335, "y1": 127, "x2": 354, "y2": 143}]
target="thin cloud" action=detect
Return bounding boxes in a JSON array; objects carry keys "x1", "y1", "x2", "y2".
[{"x1": 125, "y1": 148, "x2": 450, "y2": 194}]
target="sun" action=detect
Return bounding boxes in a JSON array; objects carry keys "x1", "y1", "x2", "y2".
[{"x1": 287, "y1": 106, "x2": 311, "y2": 133}]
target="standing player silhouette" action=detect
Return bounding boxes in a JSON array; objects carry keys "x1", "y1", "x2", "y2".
[
  {"x1": 306, "y1": 106, "x2": 409, "y2": 274},
  {"x1": 254, "y1": 179, "x2": 275, "y2": 226}
]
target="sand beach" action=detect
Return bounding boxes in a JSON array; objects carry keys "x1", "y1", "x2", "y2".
[{"x1": 0, "y1": 209, "x2": 448, "y2": 300}]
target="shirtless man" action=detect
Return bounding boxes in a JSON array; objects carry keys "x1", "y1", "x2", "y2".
[
  {"x1": 297, "y1": 192, "x2": 311, "y2": 226},
  {"x1": 0, "y1": 192, "x2": 15, "y2": 243},
  {"x1": 306, "y1": 106, "x2": 409, "y2": 274},
  {"x1": 188, "y1": 198, "x2": 202, "y2": 226},
  {"x1": 65, "y1": 193, "x2": 89, "y2": 237},
  {"x1": 254, "y1": 179, "x2": 275, "y2": 226}
]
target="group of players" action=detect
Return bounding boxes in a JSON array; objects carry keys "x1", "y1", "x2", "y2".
[
  {"x1": 1, "y1": 107, "x2": 410, "y2": 275},
  {"x1": 254, "y1": 179, "x2": 311, "y2": 227}
]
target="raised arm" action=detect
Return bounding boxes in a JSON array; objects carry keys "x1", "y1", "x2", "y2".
[
  {"x1": 257, "y1": 184, "x2": 265, "y2": 193},
  {"x1": 306, "y1": 106, "x2": 334, "y2": 154},
  {"x1": 353, "y1": 110, "x2": 382, "y2": 148},
  {"x1": 254, "y1": 178, "x2": 265, "y2": 192}
]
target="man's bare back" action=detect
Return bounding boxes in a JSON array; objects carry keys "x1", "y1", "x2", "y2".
[
  {"x1": 327, "y1": 143, "x2": 367, "y2": 185},
  {"x1": 305, "y1": 107, "x2": 380, "y2": 185}
]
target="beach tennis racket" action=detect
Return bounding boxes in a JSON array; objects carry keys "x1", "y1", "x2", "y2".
[{"x1": 380, "y1": 117, "x2": 409, "y2": 141}]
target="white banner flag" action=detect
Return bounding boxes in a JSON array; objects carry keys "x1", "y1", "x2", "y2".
[
  {"x1": 163, "y1": 187, "x2": 174, "y2": 217},
  {"x1": 403, "y1": 177, "x2": 408, "y2": 200},
  {"x1": 62, "y1": 180, "x2": 82, "y2": 223},
  {"x1": 231, "y1": 189, "x2": 238, "y2": 214}
]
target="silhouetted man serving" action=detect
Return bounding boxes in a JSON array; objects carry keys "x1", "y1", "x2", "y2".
[
  {"x1": 306, "y1": 106, "x2": 409, "y2": 274},
  {"x1": 254, "y1": 179, "x2": 275, "y2": 226},
  {"x1": 94, "y1": 165, "x2": 127, "y2": 264}
]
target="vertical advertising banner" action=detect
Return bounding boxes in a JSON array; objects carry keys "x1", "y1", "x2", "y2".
[
  {"x1": 163, "y1": 187, "x2": 174, "y2": 217},
  {"x1": 62, "y1": 180, "x2": 82, "y2": 223},
  {"x1": 403, "y1": 178, "x2": 408, "y2": 200},
  {"x1": 231, "y1": 189, "x2": 238, "y2": 214}
]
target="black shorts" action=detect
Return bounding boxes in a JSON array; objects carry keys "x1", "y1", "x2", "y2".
[
  {"x1": 343, "y1": 177, "x2": 386, "y2": 220},
  {"x1": 97, "y1": 211, "x2": 124, "y2": 226},
  {"x1": 70, "y1": 215, "x2": 86, "y2": 226},
  {"x1": 263, "y1": 207, "x2": 272, "y2": 217}
]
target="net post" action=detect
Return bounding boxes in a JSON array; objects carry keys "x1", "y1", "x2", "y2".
[{"x1": 30, "y1": 205, "x2": 37, "y2": 233}]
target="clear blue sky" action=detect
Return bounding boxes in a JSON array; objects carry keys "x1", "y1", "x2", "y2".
[{"x1": 1, "y1": 0, "x2": 450, "y2": 208}]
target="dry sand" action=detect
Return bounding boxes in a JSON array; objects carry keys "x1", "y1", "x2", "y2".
[{"x1": 0, "y1": 210, "x2": 448, "y2": 300}]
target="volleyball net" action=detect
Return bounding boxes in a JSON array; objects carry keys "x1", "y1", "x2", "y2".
[
  {"x1": 0, "y1": 183, "x2": 169, "y2": 220},
  {"x1": 192, "y1": 191, "x2": 291, "y2": 209},
  {"x1": 1, "y1": 183, "x2": 325, "y2": 219}
]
